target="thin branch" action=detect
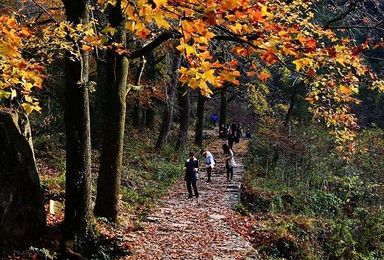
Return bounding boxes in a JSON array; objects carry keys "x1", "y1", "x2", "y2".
[
  {"x1": 327, "y1": 20, "x2": 384, "y2": 31},
  {"x1": 31, "y1": 0, "x2": 59, "y2": 24},
  {"x1": 323, "y1": 0, "x2": 362, "y2": 29},
  {"x1": 35, "y1": 18, "x2": 55, "y2": 26}
]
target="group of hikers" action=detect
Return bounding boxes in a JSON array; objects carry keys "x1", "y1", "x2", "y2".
[
  {"x1": 183, "y1": 144, "x2": 236, "y2": 201},
  {"x1": 183, "y1": 120, "x2": 243, "y2": 201},
  {"x1": 219, "y1": 123, "x2": 243, "y2": 149}
]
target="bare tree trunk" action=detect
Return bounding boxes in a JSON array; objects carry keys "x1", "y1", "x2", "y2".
[
  {"x1": 194, "y1": 91, "x2": 205, "y2": 147},
  {"x1": 94, "y1": 1, "x2": 129, "y2": 222},
  {"x1": 62, "y1": 1, "x2": 94, "y2": 256},
  {"x1": 155, "y1": 54, "x2": 182, "y2": 149},
  {"x1": 176, "y1": 86, "x2": 190, "y2": 152}
]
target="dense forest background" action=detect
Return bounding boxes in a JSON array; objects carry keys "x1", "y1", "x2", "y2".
[{"x1": 1, "y1": 0, "x2": 384, "y2": 259}]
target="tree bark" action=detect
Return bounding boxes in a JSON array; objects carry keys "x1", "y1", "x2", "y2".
[
  {"x1": 0, "y1": 110, "x2": 45, "y2": 241},
  {"x1": 155, "y1": 54, "x2": 182, "y2": 149},
  {"x1": 194, "y1": 91, "x2": 205, "y2": 147},
  {"x1": 219, "y1": 88, "x2": 227, "y2": 128},
  {"x1": 284, "y1": 86, "x2": 298, "y2": 133},
  {"x1": 91, "y1": 53, "x2": 107, "y2": 149},
  {"x1": 146, "y1": 108, "x2": 155, "y2": 129},
  {"x1": 62, "y1": 0, "x2": 94, "y2": 252},
  {"x1": 94, "y1": 1, "x2": 129, "y2": 222},
  {"x1": 140, "y1": 108, "x2": 147, "y2": 130},
  {"x1": 132, "y1": 104, "x2": 140, "y2": 128},
  {"x1": 176, "y1": 86, "x2": 190, "y2": 152},
  {"x1": 144, "y1": 52, "x2": 156, "y2": 130}
]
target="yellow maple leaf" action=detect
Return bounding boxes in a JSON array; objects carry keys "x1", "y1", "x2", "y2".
[
  {"x1": 185, "y1": 45, "x2": 196, "y2": 56},
  {"x1": 189, "y1": 78, "x2": 200, "y2": 90},
  {"x1": 292, "y1": 58, "x2": 313, "y2": 71},
  {"x1": 261, "y1": 5, "x2": 274, "y2": 19},
  {"x1": 153, "y1": 13, "x2": 170, "y2": 29},
  {"x1": 202, "y1": 69, "x2": 215, "y2": 83},
  {"x1": 339, "y1": 85, "x2": 353, "y2": 95}
]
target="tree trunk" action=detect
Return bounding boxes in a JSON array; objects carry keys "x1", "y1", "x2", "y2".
[
  {"x1": 62, "y1": 0, "x2": 94, "y2": 253},
  {"x1": 94, "y1": 1, "x2": 129, "y2": 222},
  {"x1": 144, "y1": 52, "x2": 156, "y2": 130},
  {"x1": 91, "y1": 54, "x2": 107, "y2": 149},
  {"x1": 284, "y1": 86, "x2": 298, "y2": 133},
  {"x1": 146, "y1": 108, "x2": 155, "y2": 129},
  {"x1": 155, "y1": 54, "x2": 182, "y2": 149},
  {"x1": 219, "y1": 88, "x2": 227, "y2": 128},
  {"x1": 140, "y1": 108, "x2": 146, "y2": 130},
  {"x1": 194, "y1": 91, "x2": 205, "y2": 147},
  {"x1": 0, "y1": 110, "x2": 45, "y2": 241},
  {"x1": 176, "y1": 86, "x2": 190, "y2": 152},
  {"x1": 132, "y1": 104, "x2": 140, "y2": 128}
]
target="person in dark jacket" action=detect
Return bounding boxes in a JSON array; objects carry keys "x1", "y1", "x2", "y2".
[{"x1": 183, "y1": 151, "x2": 199, "y2": 200}]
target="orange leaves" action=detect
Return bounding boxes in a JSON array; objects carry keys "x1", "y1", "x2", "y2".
[
  {"x1": 258, "y1": 70, "x2": 270, "y2": 82},
  {"x1": 261, "y1": 49, "x2": 279, "y2": 64},
  {"x1": 136, "y1": 28, "x2": 151, "y2": 40},
  {"x1": 0, "y1": 14, "x2": 46, "y2": 114},
  {"x1": 249, "y1": 10, "x2": 263, "y2": 23},
  {"x1": 230, "y1": 46, "x2": 252, "y2": 56},
  {"x1": 81, "y1": 45, "x2": 93, "y2": 51},
  {"x1": 204, "y1": 9, "x2": 217, "y2": 26}
]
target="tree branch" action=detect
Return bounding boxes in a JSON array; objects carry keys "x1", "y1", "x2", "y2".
[
  {"x1": 31, "y1": 0, "x2": 59, "y2": 24},
  {"x1": 323, "y1": 0, "x2": 362, "y2": 29},
  {"x1": 128, "y1": 31, "x2": 182, "y2": 59},
  {"x1": 327, "y1": 21, "x2": 384, "y2": 32}
]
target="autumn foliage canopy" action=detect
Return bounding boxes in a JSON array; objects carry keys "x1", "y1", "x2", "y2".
[{"x1": 0, "y1": 0, "x2": 382, "y2": 143}]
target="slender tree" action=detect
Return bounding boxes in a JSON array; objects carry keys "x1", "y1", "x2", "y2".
[
  {"x1": 194, "y1": 91, "x2": 205, "y2": 147},
  {"x1": 155, "y1": 53, "x2": 182, "y2": 149},
  {"x1": 219, "y1": 88, "x2": 228, "y2": 129},
  {"x1": 62, "y1": 0, "x2": 94, "y2": 255},
  {"x1": 94, "y1": 0, "x2": 129, "y2": 222},
  {"x1": 176, "y1": 85, "x2": 191, "y2": 152}
]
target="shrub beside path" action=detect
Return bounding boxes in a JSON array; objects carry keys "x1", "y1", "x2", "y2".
[{"x1": 127, "y1": 129, "x2": 258, "y2": 259}]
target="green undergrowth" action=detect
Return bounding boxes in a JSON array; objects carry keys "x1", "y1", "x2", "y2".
[
  {"x1": 241, "y1": 118, "x2": 384, "y2": 259},
  {"x1": 119, "y1": 127, "x2": 192, "y2": 216}
]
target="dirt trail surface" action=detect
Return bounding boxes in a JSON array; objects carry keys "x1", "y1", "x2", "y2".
[{"x1": 126, "y1": 129, "x2": 258, "y2": 259}]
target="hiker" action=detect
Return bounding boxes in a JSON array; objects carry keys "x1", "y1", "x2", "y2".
[
  {"x1": 183, "y1": 151, "x2": 199, "y2": 200},
  {"x1": 235, "y1": 122, "x2": 242, "y2": 143},
  {"x1": 245, "y1": 129, "x2": 252, "y2": 138},
  {"x1": 211, "y1": 113, "x2": 218, "y2": 127},
  {"x1": 200, "y1": 149, "x2": 215, "y2": 182},
  {"x1": 222, "y1": 144, "x2": 236, "y2": 182},
  {"x1": 227, "y1": 129, "x2": 235, "y2": 149},
  {"x1": 219, "y1": 124, "x2": 227, "y2": 140}
]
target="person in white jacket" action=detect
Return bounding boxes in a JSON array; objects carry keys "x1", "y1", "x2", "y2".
[
  {"x1": 222, "y1": 144, "x2": 236, "y2": 181},
  {"x1": 200, "y1": 149, "x2": 215, "y2": 182}
]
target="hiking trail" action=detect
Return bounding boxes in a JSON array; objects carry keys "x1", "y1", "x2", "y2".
[{"x1": 127, "y1": 129, "x2": 258, "y2": 259}]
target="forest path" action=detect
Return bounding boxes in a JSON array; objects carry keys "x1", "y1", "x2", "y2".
[{"x1": 127, "y1": 128, "x2": 258, "y2": 259}]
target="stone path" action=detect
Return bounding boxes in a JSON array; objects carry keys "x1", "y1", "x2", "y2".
[{"x1": 127, "y1": 130, "x2": 258, "y2": 259}]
